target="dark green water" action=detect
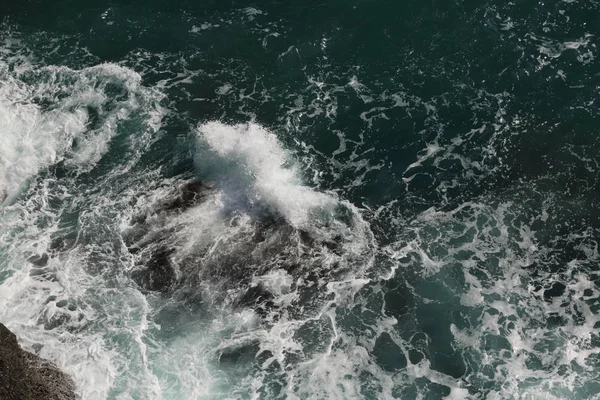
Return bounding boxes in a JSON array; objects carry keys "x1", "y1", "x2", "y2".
[{"x1": 1, "y1": 1, "x2": 600, "y2": 399}]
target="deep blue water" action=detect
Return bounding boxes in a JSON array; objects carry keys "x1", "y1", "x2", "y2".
[{"x1": 1, "y1": 1, "x2": 600, "y2": 399}]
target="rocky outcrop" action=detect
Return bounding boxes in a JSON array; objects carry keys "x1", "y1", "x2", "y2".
[{"x1": 0, "y1": 323, "x2": 77, "y2": 400}]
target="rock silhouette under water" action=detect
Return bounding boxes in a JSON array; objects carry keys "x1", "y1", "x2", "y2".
[{"x1": 0, "y1": 323, "x2": 77, "y2": 400}]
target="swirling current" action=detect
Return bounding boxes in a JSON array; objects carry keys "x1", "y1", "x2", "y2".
[{"x1": 1, "y1": 1, "x2": 600, "y2": 399}]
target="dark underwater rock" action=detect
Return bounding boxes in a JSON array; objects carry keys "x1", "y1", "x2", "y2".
[
  {"x1": 131, "y1": 247, "x2": 178, "y2": 292},
  {"x1": 237, "y1": 284, "x2": 275, "y2": 317},
  {"x1": 160, "y1": 180, "x2": 210, "y2": 213},
  {"x1": 125, "y1": 179, "x2": 211, "y2": 293},
  {"x1": 124, "y1": 177, "x2": 351, "y2": 321},
  {"x1": 0, "y1": 323, "x2": 77, "y2": 400}
]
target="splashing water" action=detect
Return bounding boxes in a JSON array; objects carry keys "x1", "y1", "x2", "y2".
[{"x1": 2, "y1": 1, "x2": 600, "y2": 399}]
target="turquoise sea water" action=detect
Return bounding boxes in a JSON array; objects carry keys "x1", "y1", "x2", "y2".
[{"x1": 1, "y1": 1, "x2": 600, "y2": 399}]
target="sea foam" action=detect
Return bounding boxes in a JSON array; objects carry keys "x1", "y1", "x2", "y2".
[
  {"x1": 0, "y1": 62, "x2": 157, "y2": 205},
  {"x1": 197, "y1": 122, "x2": 338, "y2": 228},
  {"x1": 0, "y1": 52, "x2": 164, "y2": 400}
]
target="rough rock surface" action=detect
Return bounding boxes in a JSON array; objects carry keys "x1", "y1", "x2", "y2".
[{"x1": 0, "y1": 323, "x2": 77, "y2": 400}]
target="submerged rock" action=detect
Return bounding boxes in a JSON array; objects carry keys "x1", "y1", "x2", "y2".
[
  {"x1": 125, "y1": 179, "x2": 212, "y2": 293},
  {"x1": 0, "y1": 323, "x2": 77, "y2": 400},
  {"x1": 123, "y1": 177, "x2": 365, "y2": 321},
  {"x1": 131, "y1": 246, "x2": 178, "y2": 292},
  {"x1": 160, "y1": 179, "x2": 210, "y2": 213}
]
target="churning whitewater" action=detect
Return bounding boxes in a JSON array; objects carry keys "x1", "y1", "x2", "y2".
[
  {"x1": 0, "y1": 49, "x2": 379, "y2": 399},
  {"x1": 2, "y1": 1, "x2": 600, "y2": 399}
]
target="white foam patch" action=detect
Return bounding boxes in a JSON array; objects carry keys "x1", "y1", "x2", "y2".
[
  {"x1": 252, "y1": 269, "x2": 293, "y2": 297},
  {"x1": 197, "y1": 121, "x2": 338, "y2": 228},
  {"x1": 0, "y1": 68, "x2": 83, "y2": 202},
  {"x1": 0, "y1": 61, "x2": 159, "y2": 204}
]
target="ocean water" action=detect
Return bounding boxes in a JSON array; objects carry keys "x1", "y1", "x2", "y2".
[{"x1": 1, "y1": 0, "x2": 600, "y2": 399}]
